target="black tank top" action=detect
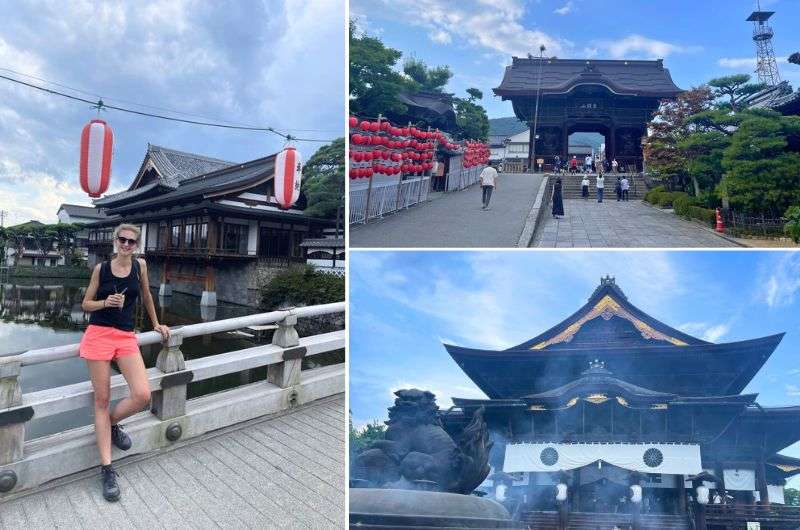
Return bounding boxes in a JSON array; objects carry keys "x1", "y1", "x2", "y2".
[{"x1": 89, "y1": 260, "x2": 141, "y2": 332}]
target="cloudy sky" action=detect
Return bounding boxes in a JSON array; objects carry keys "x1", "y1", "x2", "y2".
[
  {"x1": 0, "y1": 0, "x2": 344, "y2": 225},
  {"x1": 351, "y1": 0, "x2": 800, "y2": 118},
  {"x1": 349, "y1": 250, "x2": 800, "y2": 470}
]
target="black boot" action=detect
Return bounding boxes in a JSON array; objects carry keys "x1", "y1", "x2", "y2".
[
  {"x1": 111, "y1": 424, "x2": 132, "y2": 451},
  {"x1": 101, "y1": 465, "x2": 120, "y2": 502}
]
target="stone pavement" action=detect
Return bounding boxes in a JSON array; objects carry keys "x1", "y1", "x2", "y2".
[
  {"x1": 533, "y1": 198, "x2": 738, "y2": 248},
  {"x1": 350, "y1": 172, "x2": 544, "y2": 247},
  {"x1": 0, "y1": 395, "x2": 345, "y2": 530}
]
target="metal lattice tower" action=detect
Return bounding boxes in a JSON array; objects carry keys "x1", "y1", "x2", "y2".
[{"x1": 747, "y1": 3, "x2": 781, "y2": 86}]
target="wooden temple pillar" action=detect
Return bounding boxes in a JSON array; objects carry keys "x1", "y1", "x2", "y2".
[
  {"x1": 158, "y1": 258, "x2": 172, "y2": 297},
  {"x1": 201, "y1": 263, "x2": 216, "y2": 307},
  {"x1": 608, "y1": 123, "x2": 616, "y2": 166},
  {"x1": 756, "y1": 457, "x2": 770, "y2": 505}
]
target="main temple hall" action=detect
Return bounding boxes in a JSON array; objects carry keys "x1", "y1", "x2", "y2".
[{"x1": 442, "y1": 277, "x2": 800, "y2": 530}]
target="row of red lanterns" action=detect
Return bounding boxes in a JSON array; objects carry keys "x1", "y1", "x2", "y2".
[
  {"x1": 350, "y1": 150, "x2": 435, "y2": 162},
  {"x1": 462, "y1": 141, "x2": 490, "y2": 169},
  {"x1": 350, "y1": 161, "x2": 435, "y2": 178}
]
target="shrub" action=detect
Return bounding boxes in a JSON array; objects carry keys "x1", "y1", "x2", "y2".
[
  {"x1": 644, "y1": 186, "x2": 666, "y2": 204},
  {"x1": 673, "y1": 194, "x2": 716, "y2": 226},
  {"x1": 655, "y1": 191, "x2": 688, "y2": 209},
  {"x1": 259, "y1": 265, "x2": 344, "y2": 310},
  {"x1": 785, "y1": 206, "x2": 800, "y2": 243}
]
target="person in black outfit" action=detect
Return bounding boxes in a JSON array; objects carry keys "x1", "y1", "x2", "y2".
[
  {"x1": 552, "y1": 177, "x2": 565, "y2": 218},
  {"x1": 79, "y1": 224, "x2": 170, "y2": 502}
]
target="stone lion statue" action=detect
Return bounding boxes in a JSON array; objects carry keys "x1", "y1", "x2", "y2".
[{"x1": 352, "y1": 389, "x2": 492, "y2": 494}]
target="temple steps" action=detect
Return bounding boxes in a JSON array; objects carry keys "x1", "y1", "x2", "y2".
[
  {"x1": 520, "y1": 511, "x2": 689, "y2": 530},
  {"x1": 551, "y1": 173, "x2": 647, "y2": 200}
]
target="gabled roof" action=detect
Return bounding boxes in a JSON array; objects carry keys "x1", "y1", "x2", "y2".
[
  {"x1": 510, "y1": 276, "x2": 706, "y2": 351},
  {"x1": 494, "y1": 58, "x2": 682, "y2": 99},
  {"x1": 95, "y1": 144, "x2": 235, "y2": 207},
  {"x1": 57, "y1": 204, "x2": 107, "y2": 220},
  {"x1": 444, "y1": 277, "x2": 784, "y2": 399}
]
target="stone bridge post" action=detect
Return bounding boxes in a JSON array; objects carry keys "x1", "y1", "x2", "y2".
[
  {"x1": 151, "y1": 330, "x2": 189, "y2": 436},
  {"x1": 0, "y1": 357, "x2": 26, "y2": 492},
  {"x1": 268, "y1": 314, "x2": 304, "y2": 401}
]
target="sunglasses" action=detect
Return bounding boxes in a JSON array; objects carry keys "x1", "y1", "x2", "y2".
[{"x1": 117, "y1": 236, "x2": 139, "y2": 246}]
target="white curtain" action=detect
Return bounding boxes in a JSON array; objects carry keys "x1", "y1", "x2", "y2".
[
  {"x1": 768, "y1": 485, "x2": 785, "y2": 504},
  {"x1": 504, "y1": 443, "x2": 702, "y2": 475},
  {"x1": 723, "y1": 469, "x2": 756, "y2": 491}
]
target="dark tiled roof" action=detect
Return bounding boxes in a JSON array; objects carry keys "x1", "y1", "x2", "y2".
[
  {"x1": 58, "y1": 203, "x2": 107, "y2": 219},
  {"x1": 107, "y1": 155, "x2": 275, "y2": 214},
  {"x1": 300, "y1": 238, "x2": 345, "y2": 248},
  {"x1": 397, "y1": 91, "x2": 455, "y2": 116},
  {"x1": 95, "y1": 145, "x2": 236, "y2": 206},
  {"x1": 494, "y1": 58, "x2": 682, "y2": 98}
]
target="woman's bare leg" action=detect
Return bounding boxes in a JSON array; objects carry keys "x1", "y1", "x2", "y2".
[
  {"x1": 87, "y1": 360, "x2": 112, "y2": 465},
  {"x1": 110, "y1": 353, "x2": 151, "y2": 424}
]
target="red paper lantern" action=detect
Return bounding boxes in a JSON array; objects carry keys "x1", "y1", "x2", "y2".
[
  {"x1": 349, "y1": 116, "x2": 358, "y2": 128},
  {"x1": 274, "y1": 146, "x2": 303, "y2": 209},
  {"x1": 79, "y1": 119, "x2": 113, "y2": 198},
  {"x1": 369, "y1": 122, "x2": 381, "y2": 132}
]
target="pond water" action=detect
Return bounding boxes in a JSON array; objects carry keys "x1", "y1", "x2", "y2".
[{"x1": 0, "y1": 277, "x2": 264, "y2": 439}]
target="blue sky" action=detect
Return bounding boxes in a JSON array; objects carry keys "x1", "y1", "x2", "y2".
[
  {"x1": 349, "y1": 250, "x2": 800, "y2": 462},
  {"x1": 0, "y1": 0, "x2": 344, "y2": 224},
  {"x1": 350, "y1": 0, "x2": 800, "y2": 118}
]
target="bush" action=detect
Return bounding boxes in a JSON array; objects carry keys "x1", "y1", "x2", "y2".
[
  {"x1": 673, "y1": 194, "x2": 716, "y2": 226},
  {"x1": 654, "y1": 191, "x2": 688, "y2": 209},
  {"x1": 259, "y1": 265, "x2": 344, "y2": 310},
  {"x1": 644, "y1": 186, "x2": 666, "y2": 204},
  {"x1": 785, "y1": 206, "x2": 800, "y2": 243}
]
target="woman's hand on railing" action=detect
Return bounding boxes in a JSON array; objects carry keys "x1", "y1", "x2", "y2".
[{"x1": 153, "y1": 324, "x2": 171, "y2": 342}]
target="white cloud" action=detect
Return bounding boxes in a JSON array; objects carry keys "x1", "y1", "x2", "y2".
[
  {"x1": 762, "y1": 254, "x2": 800, "y2": 308},
  {"x1": 594, "y1": 34, "x2": 701, "y2": 60},
  {"x1": 787, "y1": 384, "x2": 800, "y2": 397},
  {"x1": 678, "y1": 322, "x2": 731, "y2": 343},
  {"x1": 554, "y1": 1, "x2": 573, "y2": 15},
  {"x1": 719, "y1": 56, "x2": 789, "y2": 69},
  {"x1": 430, "y1": 29, "x2": 452, "y2": 44}
]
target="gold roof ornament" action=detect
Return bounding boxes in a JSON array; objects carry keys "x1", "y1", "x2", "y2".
[
  {"x1": 531, "y1": 295, "x2": 688, "y2": 350},
  {"x1": 585, "y1": 393, "x2": 609, "y2": 404}
]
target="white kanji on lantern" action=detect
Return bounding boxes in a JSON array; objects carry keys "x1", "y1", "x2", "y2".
[
  {"x1": 79, "y1": 119, "x2": 113, "y2": 198},
  {"x1": 274, "y1": 146, "x2": 303, "y2": 209}
]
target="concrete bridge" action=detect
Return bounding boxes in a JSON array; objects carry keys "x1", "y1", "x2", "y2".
[{"x1": 0, "y1": 303, "x2": 345, "y2": 527}]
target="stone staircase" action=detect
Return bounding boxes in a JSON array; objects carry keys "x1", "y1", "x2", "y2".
[
  {"x1": 520, "y1": 511, "x2": 689, "y2": 530},
  {"x1": 550, "y1": 173, "x2": 647, "y2": 200}
]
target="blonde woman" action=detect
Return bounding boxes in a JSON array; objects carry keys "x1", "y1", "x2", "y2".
[{"x1": 80, "y1": 223, "x2": 170, "y2": 501}]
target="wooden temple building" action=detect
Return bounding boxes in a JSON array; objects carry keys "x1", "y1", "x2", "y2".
[
  {"x1": 493, "y1": 58, "x2": 683, "y2": 172},
  {"x1": 85, "y1": 144, "x2": 333, "y2": 306},
  {"x1": 442, "y1": 277, "x2": 800, "y2": 530}
]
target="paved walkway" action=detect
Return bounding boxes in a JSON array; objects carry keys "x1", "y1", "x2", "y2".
[
  {"x1": 350, "y1": 172, "x2": 544, "y2": 248},
  {"x1": 533, "y1": 199, "x2": 738, "y2": 248},
  {"x1": 0, "y1": 395, "x2": 345, "y2": 529}
]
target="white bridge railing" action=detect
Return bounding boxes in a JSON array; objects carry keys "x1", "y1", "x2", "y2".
[
  {"x1": 0, "y1": 302, "x2": 345, "y2": 498},
  {"x1": 349, "y1": 177, "x2": 430, "y2": 224}
]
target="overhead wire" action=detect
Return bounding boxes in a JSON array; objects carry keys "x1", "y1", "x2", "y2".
[{"x1": 0, "y1": 71, "x2": 338, "y2": 143}]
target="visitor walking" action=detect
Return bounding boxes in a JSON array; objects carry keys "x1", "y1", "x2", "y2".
[
  {"x1": 581, "y1": 175, "x2": 590, "y2": 200},
  {"x1": 479, "y1": 164, "x2": 498, "y2": 210},
  {"x1": 584, "y1": 154, "x2": 593, "y2": 173},
  {"x1": 612, "y1": 158, "x2": 619, "y2": 173},
  {"x1": 596, "y1": 174, "x2": 605, "y2": 202},
  {"x1": 615, "y1": 177, "x2": 623, "y2": 201},
  {"x1": 553, "y1": 154, "x2": 561, "y2": 174},
  {"x1": 570, "y1": 155, "x2": 578, "y2": 174},
  {"x1": 552, "y1": 177, "x2": 564, "y2": 218},
  {"x1": 80, "y1": 223, "x2": 170, "y2": 502},
  {"x1": 621, "y1": 176, "x2": 630, "y2": 201},
  {"x1": 595, "y1": 153, "x2": 603, "y2": 174}
]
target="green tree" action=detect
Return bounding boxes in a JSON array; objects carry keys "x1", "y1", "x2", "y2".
[
  {"x1": 785, "y1": 206, "x2": 800, "y2": 243},
  {"x1": 349, "y1": 21, "x2": 414, "y2": 118},
  {"x1": 302, "y1": 137, "x2": 344, "y2": 221},
  {"x1": 403, "y1": 57, "x2": 452, "y2": 92},
  {"x1": 720, "y1": 113, "x2": 800, "y2": 215},
  {"x1": 708, "y1": 74, "x2": 766, "y2": 111},
  {"x1": 785, "y1": 487, "x2": 800, "y2": 506},
  {"x1": 453, "y1": 88, "x2": 490, "y2": 141},
  {"x1": 348, "y1": 414, "x2": 386, "y2": 455}
]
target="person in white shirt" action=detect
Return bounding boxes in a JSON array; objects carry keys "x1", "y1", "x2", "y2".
[
  {"x1": 612, "y1": 158, "x2": 619, "y2": 173},
  {"x1": 581, "y1": 175, "x2": 590, "y2": 200},
  {"x1": 621, "y1": 176, "x2": 630, "y2": 201},
  {"x1": 479, "y1": 165, "x2": 498, "y2": 210},
  {"x1": 584, "y1": 154, "x2": 592, "y2": 173},
  {"x1": 596, "y1": 174, "x2": 605, "y2": 203}
]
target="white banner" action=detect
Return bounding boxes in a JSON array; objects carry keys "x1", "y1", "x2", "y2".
[
  {"x1": 768, "y1": 485, "x2": 785, "y2": 504},
  {"x1": 504, "y1": 443, "x2": 702, "y2": 475},
  {"x1": 723, "y1": 469, "x2": 756, "y2": 491}
]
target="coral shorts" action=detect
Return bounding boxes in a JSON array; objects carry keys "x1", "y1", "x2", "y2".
[{"x1": 79, "y1": 325, "x2": 140, "y2": 361}]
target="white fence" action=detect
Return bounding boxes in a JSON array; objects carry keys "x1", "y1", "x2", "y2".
[
  {"x1": 349, "y1": 176, "x2": 430, "y2": 224},
  {"x1": 445, "y1": 165, "x2": 483, "y2": 192}
]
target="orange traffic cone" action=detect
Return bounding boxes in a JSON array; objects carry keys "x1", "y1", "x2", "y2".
[{"x1": 715, "y1": 208, "x2": 725, "y2": 233}]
